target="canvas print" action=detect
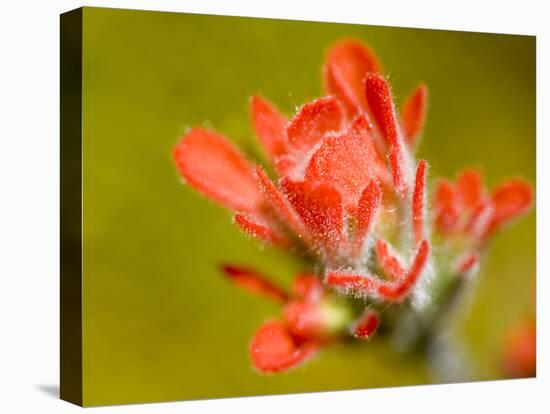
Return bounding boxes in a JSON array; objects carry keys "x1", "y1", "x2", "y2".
[{"x1": 60, "y1": 6, "x2": 536, "y2": 407}]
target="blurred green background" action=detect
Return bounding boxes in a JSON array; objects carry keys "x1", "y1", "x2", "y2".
[{"x1": 81, "y1": 7, "x2": 535, "y2": 406}]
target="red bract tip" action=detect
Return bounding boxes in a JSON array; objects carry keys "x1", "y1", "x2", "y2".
[
  {"x1": 249, "y1": 320, "x2": 320, "y2": 373},
  {"x1": 375, "y1": 239, "x2": 406, "y2": 280},
  {"x1": 434, "y1": 179, "x2": 460, "y2": 234},
  {"x1": 234, "y1": 214, "x2": 289, "y2": 247},
  {"x1": 323, "y1": 39, "x2": 382, "y2": 118},
  {"x1": 456, "y1": 253, "x2": 479, "y2": 275},
  {"x1": 250, "y1": 95, "x2": 288, "y2": 162},
  {"x1": 401, "y1": 83, "x2": 427, "y2": 147},
  {"x1": 352, "y1": 310, "x2": 379, "y2": 339},
  {"x1": 412, "y1": 160, "x2": 428, "y2": 246},
  {"x1": 282, "y1": 180, "x2": 346, "y2": 257},
  {"x1": 221, "y1": 265, "x2": 289, "y2": 303},
  {"x1": 255, "y1": 166, "x2": 311, "y2": 244},
  {"x1": 325, "y1": 272, "x2": 377, "y2": 296},
  {"x1": 488, "y1": 179, "x2": 533, "y2": 236},
  {"x1": 283, "y1": 301, "x2": 323, "y2": 340},
  {"x1": 365, "y1": 74, "x2": 409, "y2": 196},
  {"x1": 173, "y1": 128, "x2": 263, "y2": 213},
  {"x1": 456, "y1": 169, "x2": 485, "y2": 210},
  {"x1": 287, "y1": 97, "x2": 344, "y2": 155},
  {"x1": 354, "y1": 180, "x2": 382, "y2": 257},
  {"x1": 376, "y1": 240, "x2": 430, "y2": 301},
  {"x1": 305, "y1": 115, "x2": 387, "y2": 213}
]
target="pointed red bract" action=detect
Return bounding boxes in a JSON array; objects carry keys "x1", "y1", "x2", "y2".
[
  {"x1": 234, "y1": 214, "x2": 289, "y2": 247},
  {"x1": 434, "y1": 179, "x2": 460, "y2": 234},
  {"x1": 401, "y1": 84, "x2": 427, "y2": 146},
  {"x1": 412, "y1": 160, "x2": 428, "y2": 246},
  {"x1": 488, "y1": 179, "x2": 533, "y2": 235},
  {"x1": 174, "y1": 128, "x2": 263, "y2": 213},
  {"x1": 456, "y1": 253, "x2": 479, "y2": 274},
  {"x1": 282, "y1": 180, "x2": 346, "y2": 256},
  {"x1": 376, "y1": 240, "x2": 429, "y2": 300},
  {"x1": 249, "y1": 320, "x2": 319, "y2": 373},
  {"x1": 327, "y1": 240, "x2": 429, "y2": 301},
  {"x1": 354, "y1": 181, "x2": 382, "y2": 257},
  {"x1": 352, "y1": 310, "x2": 379, "y2": 339},
  {"x1": 251, "y1": 95, "x2": 288, "y2": 161},
  {"x1": 323, "y1": 39, "x2": 381, "y2": 118},
  {"x1": 375, "y1": 239, "x2": 406, "y2": 280},
  {"x1": 365, "y1": 74, "x2": 409, "y2": 196},
  {"x1": 222, "y1": 265, "x2": 289, "y2": 303},
  {"x1": 456, "y1": 169, "x2": 485, "y2": 210},
  {"x1": 286, "y1": 97, "x2": 344, "y2": 155},
  {"x1": 305, "y1": 115, "x2": 388, "y2": 212},
  {"x1": 255, "y1": 166, "x2": 311, "y2": 244}
]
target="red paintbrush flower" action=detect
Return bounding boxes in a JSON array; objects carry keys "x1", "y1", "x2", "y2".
[{"x1": 173, "y1": 39, "x2": 534, "y2": 372}]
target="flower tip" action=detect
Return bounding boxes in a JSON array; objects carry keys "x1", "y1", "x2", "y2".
[{"x1": 352, "y1": 310, "x2": 379, "y2": 339}]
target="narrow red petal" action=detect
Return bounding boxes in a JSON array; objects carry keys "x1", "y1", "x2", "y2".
[
  {"x1": 365, "y1": 74, "x2": 410, "y2": 196},
  {"x1": 173, "y1": 128, "x2": 263, "y2": 213},
  {"x1": 305, "y1": 115, "x2": 389, "y2": 212},
  {"x1": 354, "y1": 180, "x2": 382, "y2": 257},
  {"x1": 250, "y1": 95, "x2": 288, "y2": 161},
  {"x1": 401, "y1": 83, "x2": 427, "y2": 147},
  {"x1": 412, "y1": 160, "x2": 428, "y2": 246},
  {"x1": 456, "y1": 169, "x2": 485, "y2": 210},
  {"x1": 255, "y1": 166, "x2": 311, "y2": 243},
  {"x1": 325, "y1": 272, "x2": 377, "y2": 295},
  {"x1": 456, "y1": 253, "x2": 479, "y2": 275},
  {"x1": 221, "y1": 265, "x2": 289, "y2": 303},
  {"x1": 234, "y1": 214, "x2": 289, "y2": 247},
  {"x1": 433, "y1": 179, "x2": 460, "y2": 234},
  {"x1": 292, "y1": 274, "x2": 324, "y2": 302},
  {"x1": 488, "y1": 179, "x2": 533, "y2": 234},
  {"x1": 249, "y1": 320, "x2": 320, "y2": 373},
  {"x1": 352, "y1": 310, "x2": 379, "y2": 339},
  {"x1": 375, "y1": 239, "x2": 406, "y2": 280},
  {"x1": 376, "y1": 240, "x2": 429, "y2": 301},
  {"x1": 282, "y1": 180, "x2": 346, "y2": 256},
  {"x1": 323, "y1": 39, "x2": 382, "y2": 118},
  {"x1": 287, "y1": 97, "x2": 344, "y2": 155}
]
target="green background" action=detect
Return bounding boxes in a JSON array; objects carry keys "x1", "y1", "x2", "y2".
[{"x1": 81, "y1": 7, "x2": 536, "y2": 406}]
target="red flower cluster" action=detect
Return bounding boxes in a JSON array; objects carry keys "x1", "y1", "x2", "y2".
[{"x1": 173, "y1": 39, "x2": 533, "y2": 372}]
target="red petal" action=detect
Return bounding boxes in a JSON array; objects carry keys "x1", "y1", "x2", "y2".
[
  {"x1": 375, "y1": 239, "x2": 406, "y2": 280},
  {"x1": 376, "y1": 240, "x2": 429, "y2": 301},
  {"x1": 352, "y1": 310, "x2": 379, "y2": 339},
  {"x1": 249, "y1": 320, "x2": 319, "y2": 373},
  {"x1": 234, "y1": 214, "x2": 289, "y2": 247},
  {"x1": 503, "y1": 319, "x2": 536, "y2": 378},
  {"x1": 365, "y1": 74, "x2": 410, "y2": 196},
  {"x1": 174, "y1": 128, "x2": 263, "y2": 213},
  {"x1": 328, "y1": 240, "x2": 429, "y2": 301},
  {"x1": 433, "y1": 179, "x2": 460, "y2": 234},
  {"x1": 325, "y1": 272, "x2": 377, "y2": 295},
  {"x1": 292, "y1": 274, "x2": 324, "y2": 302},
  {"x1": 255, "y1": 166, "x2": 311, "y2": 243},
  {"x1": 456, "y1": 253, "x2": 479, "y2": 275},
  {"x1": 221, "y1": 265, "x2": 289, "y2": 303},
  {"x1": 456, "y1": 169, "x2": 486, "y2": 210},
  {"x1": 412, "y1": 160, "x2": 428, "y2": 246},
  {"x1": 489, "y1": 179, "x2": 533, "y2": 234},
  {"x1": 305, "y1": 115, "x2": 388, "y2": 212},
  {"x1": 401, "y1": 84, "x2": 427, "y2": 146},
  {"x1": 354, "y1": 180, "x2": 382, "y2": 257},
  {"x1": 283, "y1": 301, "x2": 323, "y2": 340},
  {"x1": 323, "y1": 39, "x2": 382, "y2": 118},
  {"x1": 250, "y1": 95, "x2": 288, "y2": 161},
  {"x1": 287, "y1": 97, "x2": 344, "y2": 155},
  {"x1": 282, "y1": 180, "x2": 346, "y2": 256}
]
